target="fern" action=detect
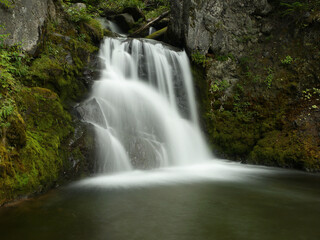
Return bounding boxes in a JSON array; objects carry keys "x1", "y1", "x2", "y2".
[{"x1": 280, "y1": 1, "x2": 308, "y2": 16}]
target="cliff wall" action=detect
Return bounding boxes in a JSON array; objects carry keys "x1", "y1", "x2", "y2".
[{"x1": 169, "y1": 0, "x2": 320, "y2": 171}]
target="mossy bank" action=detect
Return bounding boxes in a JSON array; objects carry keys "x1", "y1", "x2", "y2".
[
  {"x1": 180, "y1": 0, "x2": 320, "y2": 171},
  {"x1": 0, "y1": 0, "x2": 104, "y2": 205}
]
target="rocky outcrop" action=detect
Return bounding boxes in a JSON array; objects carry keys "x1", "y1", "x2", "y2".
[
  {"x1": 0, "y1": 0, "x2": 56, "y2": 53},
  {"x1": 168, "y1": 0, "x2": 320, "y2": 171},
  {"x1": 168, "y1": 0, "x2": 271, "y2": 55}
]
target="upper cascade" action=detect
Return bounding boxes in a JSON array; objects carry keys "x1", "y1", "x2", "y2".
[{"x1": 79, "y1": 37, "x2": 212, "y2": 173}]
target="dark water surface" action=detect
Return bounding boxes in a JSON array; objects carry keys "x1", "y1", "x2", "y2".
[{"x1": 1, "y1": 160, "x2": 319, "y2": 240}]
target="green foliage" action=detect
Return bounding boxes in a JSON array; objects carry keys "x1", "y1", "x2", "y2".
[
  {"x1": 279, "y1": 1, "x2": 320, "y2": 22},
  {"x1": 144, "y1": 0, "x2": 170, "y2": 19},
  {"x1": 301, "y1": 87, "x2": 320, "y2": 100},
  {"x1": 0, "y1": 0, "x2": 13, "y2": 9},
  {"x1": 201, "y1": 4, "x2": 320, "y2": 171},
  {"x1": 97, "y1": 0, "x2": 169, "y2": 17},
  {"x1": 100, "y1": 0, "x2": 146, "y2": 12},
  {"x1": 146, "y1": 0, "x2": 170, "y2": 6},
  {"x1": 26, "y1": 24, "x2": 98, "y2": 102},
  {"x1": 0, "y1": 25, "x2": 10, "y2": 48},
  {"x1": 65, "y1": 5, "x2": 93, "y2": 23},
  {"x1": 145, "y1": 5, "x2": 168, "y2": 19},
  {"x1": 0, "y1": 87, "x2": 73, "y2": 200},
  {"x1": 80, "y1": 0, "x2": 105, "y2": 5},
  {"x1": 0, "y1": 98, "x2": 14, "y2": 128},
  {"x1": 0, "y1": 1, "x2": 104, "y2": 204},
  {"x1": 264, "y1": 67, "x2": 273, "y2": 89},
  {"x1": 281, "y1": 55, "x2": 294, "y2": 64},
  {"x1": 280, "y1": 1, "x2": 308, "y2": 16},
  {"x1": 191, "y1": 51, "x2": 208, "y2": 67},
  {"x1": 0, "y1": 25, "x2": 30, "y2": 83},
  {"x1": 210, "y1": 79, "x2": 230, "y2": 93},
  {"x1": 0, "y1": 43, "x2": 29, "y2": 94},
  {"x1": 216, "y1": 53, "x2": 235, "y2": 62}
]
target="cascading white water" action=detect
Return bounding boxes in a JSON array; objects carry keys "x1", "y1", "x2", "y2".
[{"x1": 79, "y1": 37, "x2": 211, "y2": 173}]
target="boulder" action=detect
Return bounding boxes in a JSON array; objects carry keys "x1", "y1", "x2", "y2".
[
  {"x1": 0, "y1": 0, "x2": 56, "y2": 54},
  {"x1": 168, "y1": 0, "x2": 271, "y2": 56},
  {"x1": 122, "y1": 7, "x2": 145, "y2": 21},
  {"x1": 112, "y1": 13, "x2": 135, "y2": 33}
]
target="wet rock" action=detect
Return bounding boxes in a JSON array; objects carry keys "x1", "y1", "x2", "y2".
[
  {"x1": 79, "y1": 52, "x2": 100, "y2": 88},
  {"x1": 66, "y1": 120, "x2": 96, "y2": 177},
  {"x1": 122, "y1": 7, "x2": 145, "y2": 21},
  {"x1": 75, "y1": 98, "x2": 107, "y2": 128},
  {"x1": 112, "y1": 13, "x2": 135, "y2": 32}
]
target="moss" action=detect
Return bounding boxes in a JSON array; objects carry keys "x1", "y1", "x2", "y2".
[
  {"x1": 17, "y1": 87, "x2": 73, "y2": 135},
  {"x1": 249, "y1": 131, "x2": 309, "y2": 169},
  {"x1": 82, "y1": 18, "x2": 104, "y2": 43},
  {"x1": 26, "y1": 20, "x2": 99, "y2": 105},
  {"x1": 6, "y1": 111, "x2": 26, "y2": 148},
  {"x1": 0, "y1": 0, "x2": 106, "y2": 205},
  {"x1": 200, "y1": 6, "x2": 320, "y2": 171},
  {"x1": 207, "y1": 110, "x2": 260, "y2": 158},
  {"x1": 0, "y1": 86, "x2": 74, "y2": 204},
  {"x1": 146, "y1": 27, "x2": 168, "y2": 39}
]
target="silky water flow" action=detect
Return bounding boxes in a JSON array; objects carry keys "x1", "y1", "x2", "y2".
[
  {"x1": 1, "y1": 38, "x2": 320, "y2": 240},
  {"x1": 78, "y1": 38, "x2": 211, "y2": 173}
]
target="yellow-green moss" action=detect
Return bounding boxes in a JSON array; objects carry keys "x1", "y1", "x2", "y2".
[
  {"x1": 146, "y1": 27, "x2": 168, "y2": 39},
  {"x1": 83, "y1": 18, "x2": 104, "y2": 42},
  {"x1": 0, "y1": 87, "x2": 73, "y2": 204},
  {"x1": 0, "y1": 1, "x2": 105, "y2": 205}
]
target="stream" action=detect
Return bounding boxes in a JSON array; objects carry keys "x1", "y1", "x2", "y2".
[{"x1": 0, "y1": 160, "x2": 319, "y2": 240}]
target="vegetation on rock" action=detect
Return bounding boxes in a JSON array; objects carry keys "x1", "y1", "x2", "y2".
[
  {"x1": 0, "y1": 0, "x2": 105, "y2": 205},
  {"x1": 191, "y1": 0, "x2": 320, "y2": 171}
]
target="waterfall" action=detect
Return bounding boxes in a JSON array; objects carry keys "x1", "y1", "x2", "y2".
[{"x1": 78, "y1": 38, "x2": 211, "y2": 173}]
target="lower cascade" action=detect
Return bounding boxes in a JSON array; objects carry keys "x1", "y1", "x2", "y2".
[{"x1": 78, "y1": 38, "x2": 211, "y2": 173}]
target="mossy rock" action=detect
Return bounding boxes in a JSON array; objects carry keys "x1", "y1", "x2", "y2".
[
  {"x1": 249, "y1": 131, "x2": 307, "y2": 169},
  {"x1": 6, "y1": 112, "x2": 27, "y2": 148},
  {"x1": 0, "y1": 87, "x2": 74, "y2": 204},
  {"x1": 81, "y1": 18, "x2": 104, "y2": 44},
  {"x1": 17, "y1": 87, "x2": 73, "y2": 135}
]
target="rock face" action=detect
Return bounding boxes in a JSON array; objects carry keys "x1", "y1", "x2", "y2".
[
  {"x1": 0, "y1": 0, "x2": 56, "y2": 53},
  {"x1": 168, "y1": 0, "x2": 271, "y2": 55},
  {"x1": 168, "y1": 0, "x2": 320, "y2": 171}
]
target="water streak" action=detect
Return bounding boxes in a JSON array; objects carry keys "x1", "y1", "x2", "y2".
[{"x1": 79, "y1": 38, "x2": 211, "y2": 173}]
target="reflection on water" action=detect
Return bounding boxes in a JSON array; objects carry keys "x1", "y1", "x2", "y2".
[{"x1": 0, "y1": 160, "x2": 319, "y2": 240}]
